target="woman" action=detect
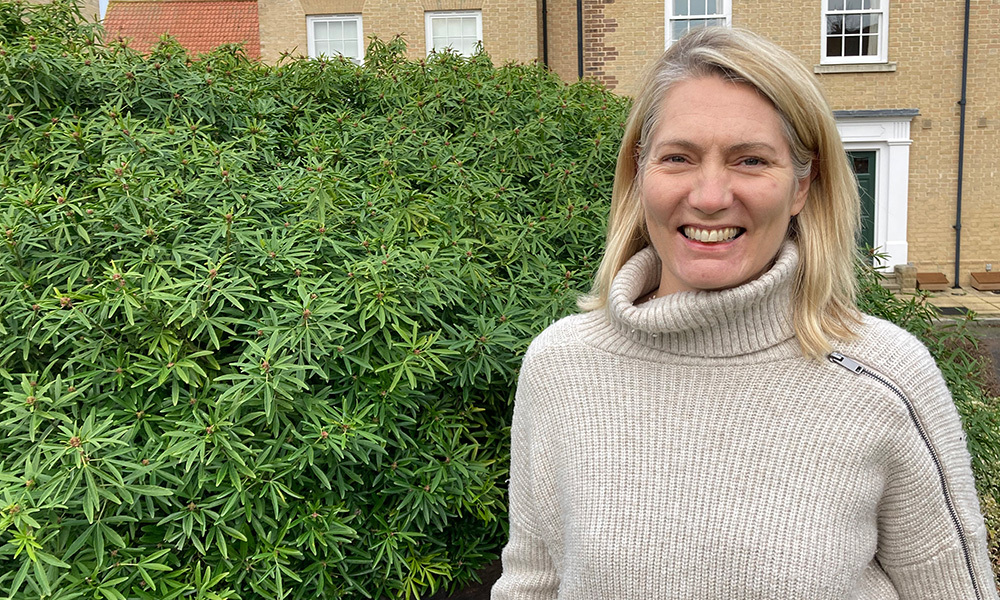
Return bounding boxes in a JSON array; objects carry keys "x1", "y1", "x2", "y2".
[{"x1": 491, "y1": 28, "x2": 997, "y2": 599}]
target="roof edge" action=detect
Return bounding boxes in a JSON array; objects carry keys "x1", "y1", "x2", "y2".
[{"x1": 832, "y1": 109, "x2": 920, "y2": 120}]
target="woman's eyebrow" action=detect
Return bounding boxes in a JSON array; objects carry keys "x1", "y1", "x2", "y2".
[
  {"x1": 725, "y1": 141, "x2": 780, "y2": 155},
  {"x1": 651, "y1": 139, "x2": 701, "y2": 153},
  {"x1": 652, "y1": 139, "x2": 779, "y2": 155}
]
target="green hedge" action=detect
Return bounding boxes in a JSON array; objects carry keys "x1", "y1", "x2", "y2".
[{"x1": 0, "y1": 1, "x2": 628, "y2": 597}]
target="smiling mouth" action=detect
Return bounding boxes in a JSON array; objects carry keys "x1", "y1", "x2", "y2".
[{"x1": 681, "y1": 226, "x2": 745, "y2": 243}]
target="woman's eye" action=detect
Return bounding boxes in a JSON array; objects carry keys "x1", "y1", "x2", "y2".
[
  {"x1": 741, "y1": 157, "x2": 765, "y2": 167},
  {"x1": 664, "y1": 155, "x2": 687, "y2": 164}
]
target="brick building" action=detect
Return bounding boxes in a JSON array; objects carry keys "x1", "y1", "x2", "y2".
[
  {"x1": 256, "y1": 0, "x2": 541, "y2": 65},
  {"x1": 558, "y1": 0, "x2": 998, "y2": 289},
  {"x1": 99, "y1": 0, "x2": 997, "y2": 287}
]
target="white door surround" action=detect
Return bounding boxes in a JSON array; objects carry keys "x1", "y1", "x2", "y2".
[{"x1": 833, "y1": 109, "x2": 917, "y2": 269}]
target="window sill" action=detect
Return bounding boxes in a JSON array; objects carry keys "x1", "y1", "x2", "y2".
[{"x1": 813, "y1": 62, "x2": 897, "y2": 74}]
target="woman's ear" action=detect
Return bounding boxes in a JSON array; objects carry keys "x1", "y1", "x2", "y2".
[{"x1": 791, "y1": 159, "x2": 817, "y2": 217}]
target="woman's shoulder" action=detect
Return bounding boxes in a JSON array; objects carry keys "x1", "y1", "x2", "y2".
[
  {"x1": 514, "y1": 313, "x2": 601, "y2": 405},
  {"x1": 517, "y1": 310, "x2": 621, "y2": 383},
  {"x1": 523, "y1": 312, "x2": 595, "y2": 362},
  {"x1": 835, "y1": 314, "x2": 942, "y2": 388}
]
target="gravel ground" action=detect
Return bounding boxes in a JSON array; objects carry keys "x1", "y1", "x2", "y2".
[
  {"x1": 429, "y1": 562, "x2": 500, "y2": 600},
  {"x1": 969, "y1": 321, "x2": 1000, "y2": 397}
]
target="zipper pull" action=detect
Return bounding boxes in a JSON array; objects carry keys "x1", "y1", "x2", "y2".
[{"x1": 828, "y1": 351, "x2": 864, "y2": 374}]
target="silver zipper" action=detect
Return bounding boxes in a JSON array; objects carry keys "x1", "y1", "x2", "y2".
[{"x1": 827, "y1": 351, "x2": 982, "y2": 600}]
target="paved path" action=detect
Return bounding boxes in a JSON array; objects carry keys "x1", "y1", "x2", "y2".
[{"x1": 920, "y1": 287, "x2": 1000, "y2": 320}]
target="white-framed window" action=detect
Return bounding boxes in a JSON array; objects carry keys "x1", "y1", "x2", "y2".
[
  {"x1": 425, "y1": 10, "x2": 482, "y2": 56},
  {"x1": 821, "y1": 0, "x2": 887, "y2": 64},
  {"x1": 307, "y1": 15, "x2": 364, "y2": 64},
  {"x1": 666, "y1": 0, "x2": 730, "y2": 48}
]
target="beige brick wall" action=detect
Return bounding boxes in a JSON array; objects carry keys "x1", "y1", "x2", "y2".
[
  {"x1": 258, "y1": 0, "x2": 315, "y2": 60},
  {"x1": 481, "y1": 0, "x2": 539, "y2": 64},
  {"x1": 544, "y1": 0, "x2": 579, "y2": 83},
  {"x1": 953, "y1": 0, "x2": 1000, "y2": 284},
  {"x1": 597, "y1": 0, "x2": 661, "y2": 96},
  {"x1": 26, "y1": 0, "x2": 101, "y2": 21},
  {"x1": 259, "y1": 0, "x2": 538, "y2": 65}
]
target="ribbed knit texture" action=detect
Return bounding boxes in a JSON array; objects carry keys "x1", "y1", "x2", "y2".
[{"x1": 492, "y1": 243, "x2": 998, "y2": 600}]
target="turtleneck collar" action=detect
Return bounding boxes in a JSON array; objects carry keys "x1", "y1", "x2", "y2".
[{"x1": 583, "y1": 242, "x2": 800, "y2": 359}]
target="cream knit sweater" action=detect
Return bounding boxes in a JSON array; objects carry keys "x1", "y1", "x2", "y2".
[{"x1": 492, "y1": 243, "x2": 998, "y2": 600}]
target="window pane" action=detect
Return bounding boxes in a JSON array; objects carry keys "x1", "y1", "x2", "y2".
[
  {"x1": 344, "y1": 21, "x2": 360, "y2": 49},
  {"x1": 674, "y1": 0, "x2": 688, "y2": 16},
  {"x1": 827, "y1": 35, "x2": 842, "y2": 57},
  {"x1": 862, "y1": 34, "x2": 878, "y2": 55},
  {"x1": 331, "y1": 21, "x2": 343, "y2": 40},
  {"x1": 448, "y1": 17, "x2": 461, "y2": 37},
  {"x1": 432, "y1": 19, "x2": 445, "y2": 37},
  {"x1": 846, "y1": 0, "x2": 862, "y2": 10},
  {"x1": 706, "y1": 0, "x2": 717, "y2": 14},
  {"x1": 462, "y1": 38, "x2": 476, "y2": 55},
  {"x1": 708, "y1": 18, "x2": 725, "y2": 26},
  {"x1": 672, "y1": 20, "x2": 689, "y2": 40},
  {"x1": 869, "y1": 0, "x2": 880, "y2": 8},
  {"x1": 863, "y1": 14, "x2": 878, "y2": 33},
  {"x1": 314, "y1": 21, "x2": 328, "y2": 40},
  {"x1": 845, "y1": 14, "x2": 860, "y2": 34},
  {"x1": 315, "y1": 40, "x2": 329, "y2": 56},
  {"x1": 826, "y1": 15, "x2": 843, "y2": 34},
  {"x1": 433, "y1": 36, "x2": 447, "y2": 50},
  {"x1": 462, "y1": 16, "x2": 476, "y2": 36},
  {"x1": 690, "y1": 0, "x2": 706, "y2": 16},
  {"x1": 828, "y1": 0, "x2": 844, "y2": 11},
  {"x1": 844, "y1": 35, "x2": 860, "y2": 56}
]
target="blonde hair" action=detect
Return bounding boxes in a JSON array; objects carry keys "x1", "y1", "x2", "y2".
[{"x1": 579, "y1": 27, "x2": 862, "y2": 359}]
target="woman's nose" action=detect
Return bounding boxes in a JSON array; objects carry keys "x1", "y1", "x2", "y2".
[{"x1": 688, "y1": 166, "x2": 733, "y2": 214}]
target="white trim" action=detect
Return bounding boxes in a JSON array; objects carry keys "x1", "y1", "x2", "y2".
[
  {"x1": 306, "y1": 14, "x2": 364, "y2": 64},
  {"x1": 814, "y1": 62, "x2": 896, "y2": 73},
  {"x1": 664, "y1": 0, "x2": 731, "y2": 48},
  {"x1": 425, "y1": 10, "x2": 483, "y2": 57},
  {"x1": 820, "y1": 0, "x2": 888, "y2": 65},
  {"x1": 836, "y1": 114, "x2": 914, "y2": 269}
]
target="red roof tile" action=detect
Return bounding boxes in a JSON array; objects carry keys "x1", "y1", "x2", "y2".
[{"x1": 104, "y1": 0, "x2": 260, "y2": 59}]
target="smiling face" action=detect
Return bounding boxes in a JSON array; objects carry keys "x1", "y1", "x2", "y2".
[{"x1": 639, "y1": 75, "x2": 811, "y2": 296}]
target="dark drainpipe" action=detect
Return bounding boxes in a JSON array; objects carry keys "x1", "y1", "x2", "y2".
[
  {"x1": 953, "y1": 0, "x2": 970, "y2": 287},
  {"x1": 577, "y1": 0, "x2": 583, "y2": 79},
  {"x1": 541, "y1": 0, "x2": 549, "y2": 66}
]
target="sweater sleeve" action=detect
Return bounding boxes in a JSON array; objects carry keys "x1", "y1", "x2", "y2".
[
  {"x1": 491, "y1": 352, "x2": 560, "y2": 600},
  {"x1": 873, "y1": 341, "x2": 999, "y2": 600}
]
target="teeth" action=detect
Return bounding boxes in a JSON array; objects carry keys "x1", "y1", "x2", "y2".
[{"x1": 683, "y1": 226, "x2": 741, "y2": 243}]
